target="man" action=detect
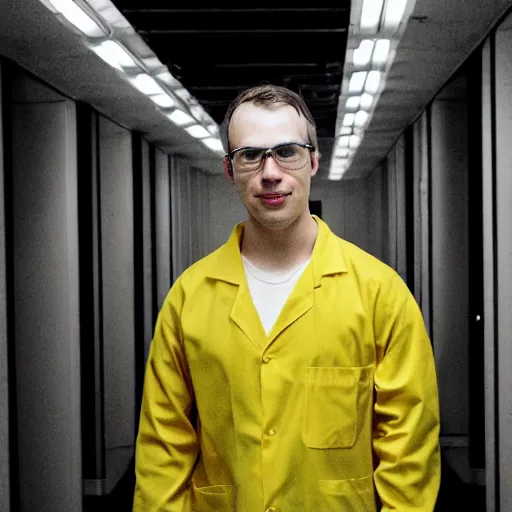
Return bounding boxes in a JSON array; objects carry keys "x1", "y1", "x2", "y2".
[{"x1": 133, "y1": 84, "x2": 441, "y2": 511}]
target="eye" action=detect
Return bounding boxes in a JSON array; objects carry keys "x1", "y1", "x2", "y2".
[
  {"x1": 240, "y1": 149, "x2": 263, "y2": 162},
  {"x1": 275, "y1": 144, "x2": 299, "y2": 159}
]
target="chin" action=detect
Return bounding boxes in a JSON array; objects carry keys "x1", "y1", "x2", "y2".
[{"x1": 252, "y1": 210, "x2": 296, "y2": 231}]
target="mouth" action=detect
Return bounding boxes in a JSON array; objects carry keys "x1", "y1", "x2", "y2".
[{"x1": 256, "y1": 192, "x2": 291, "y2": 198}]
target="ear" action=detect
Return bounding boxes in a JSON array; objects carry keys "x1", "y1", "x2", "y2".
[
  {"x1": 310, "y1": 151, "x2": 320, "y2": 177},
  {"x1": 223, "y1": 155, "x2": 235, "y2": 184}
]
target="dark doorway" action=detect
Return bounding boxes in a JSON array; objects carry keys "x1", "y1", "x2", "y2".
[{"x1": 309, "y1": 200, "x2": 322, "y2": 219}]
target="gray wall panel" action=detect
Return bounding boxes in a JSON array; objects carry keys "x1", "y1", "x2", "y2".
[
  {"x1": 494, "y1": 14, "x2": 512, "y2": 509},
  {"x1": 155, "y1": 148, "x2": 171, "y2": 308},
  {"x1": 98, "y1": 117, "x2": 135, "y2": 471},
  {"x1": 367, "y1": 165, "x2": 384, "y2": 262},
  {"x1": 141, "y1": 139, "x2": 153, "y2": 361},
  {"x1": 481, "y1": 36, "x2": 496, "y2": 512},
  {"x1": 12, "y1": 98, "x2": 82, "y2": 511},
  {"x1": 0, "y1": 62, "x2": 10, "y2": 512},
  {"x1": 430, "y1": 82, "x2": 470, "y2": 439}
]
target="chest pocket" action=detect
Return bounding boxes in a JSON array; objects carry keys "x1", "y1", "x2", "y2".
[
  {"x1": 192, "y1": 484, "x2": 234, "y2": 512},
  {"x1": 302, "y1": 365, "x2": 373, "y2": 449}
]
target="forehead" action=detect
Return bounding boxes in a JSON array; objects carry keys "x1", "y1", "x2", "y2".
[{"x1": 229, "y1": 102, "x2": 309, "y2": 148}]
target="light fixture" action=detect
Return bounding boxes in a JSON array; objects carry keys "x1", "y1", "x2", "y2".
[
  {"x1": 167, "y1": 109, "x2": 195, "y2": 126},
  {"x1": 349, "y1": 135, "x2": 361, "y2": 149},
  {"x1": 207, "y1": 124, "x2": 219, "y2": 135},
  {"x1": 353, "y1": 40, "x2": 374, "y2": 67},
  {"x1": 175, "y1": 88, "x2": 192, "y2": 102},
  {"x1": 383, "y1": 0, "x2": 409, "y2": 30},
  {"x1": 373, "y1": 39, "x2": 391, "y2": 65},
  {"x1": 365, "y1": 71, "x2": 381, "y2": 94},
  {"x1": 186, "y1": 125, "x2": 211, "y2": 139},
  {"x1": 150, "y1": 94, "x2": 176, "y2": 108},
  {"x1": 100, "y1": 40, "x2": 137, "y2": 68},
  {"x1": 338, "y1": 136, "x2": 350, "y2": 148},
  {"x1": 190, "y1": 105, "x2": 204, "y2": 121},
  {"x1": 92, "y1": 44, "x2": 122, "y2": 71},
  {"x1": 360, "y1": 0, "x2": 384, "y2": 33},
  {"x1": 346, "y1": 96, "x2": 360, "y2": 110},
  {"x1": 349, "y1": 72, "x2": 367, "y2": 94},
  {"x1": 360, "y1": 93, "x2": 374, "y2": 110},
  {"x1": 92, "y1": 40, "x2": 139, "y2": 71},
  {"x1": 354, "y1": 110, "x2": 369, "y2": 128},
  {"x1": 334, "y1": 148, "x2": 349, "y2": 158},
  {"x1": 340, "y1": 126, "x2": 352, "y2": 136},
  {"x1": 202, "y1": 137, "x2": 224, "y2": 153},
  {"x1": 156, "y1": 71, "x2": 181, "y2": 88},
  {"x1": 130, "y1": 74, "x2": 165, "y2": 96},
  {"x1": 343, "y1": 113, "x2": 355, "y2": 126},
  {"x1": 48, "y1": 0, "x2": 108, "y2": 38}
]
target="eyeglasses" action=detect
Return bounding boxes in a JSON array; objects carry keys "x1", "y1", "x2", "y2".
[{"x1": 227, "y1": 142, "x2": 315, "y2": 173}]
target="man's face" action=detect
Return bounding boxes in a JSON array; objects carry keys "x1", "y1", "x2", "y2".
[{"x1": 226, "y1": 102, "x2": 319, "y2": 231}]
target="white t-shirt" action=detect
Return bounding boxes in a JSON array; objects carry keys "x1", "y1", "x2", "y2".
[{"x1": 241, "y1": 255, "x2": 311, "y2": 335}]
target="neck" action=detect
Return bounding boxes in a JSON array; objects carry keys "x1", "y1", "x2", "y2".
[{"x1": 241, "y1": 213, "x2": 318, "y2": 272}]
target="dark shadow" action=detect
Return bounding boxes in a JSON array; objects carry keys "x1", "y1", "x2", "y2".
[{"x1": 435, "y1": 453, "x2": 486, "y2": 511}]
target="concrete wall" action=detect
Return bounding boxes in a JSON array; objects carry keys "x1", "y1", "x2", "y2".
[
  {"x1": 0, "y1": 61, "x2": 10, "y2": 512},
  {"x1": 98, "y1": 115, "x2": 135, "y2": 493},
  {"x1": 11, "y1": 72, "x2": 82, "y2": 512}
]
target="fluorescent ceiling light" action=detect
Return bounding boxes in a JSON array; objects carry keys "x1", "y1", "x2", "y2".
[
  {"x1": 207, "y1": 124, "x2": 219, "y2": 135},
  {"x1": 349, "y1": 72, "x2": 367, "y2": 94},
  {"x1": 365, "y1": 71, "x2": 381, "y2": 94},
  {"x1": 360, "y1": 0, "x2": 384, "y2": 33},
  {"x1": 329, "y1": 175, "x2": 343, "y2": 181},
  {"x1": 202, "y1": 137, "x2": 224, "y2": 153},
  {"x1": 354, "y1": 110, "x2": 369, "y2": 128},
  {"x1": 156, "y1": 71, "x2": 181, "y2": 88},
  {"x1": 186, "y1": 125, "x2": 211, "y2": 139},
  {"x1": 373, "y1": 39, "x2": 391, "y2": 65},
  {"x1": 150, "y1": 93, "x2": 175, "y2": 108},
  {"x1": 349, "y1": 135, "x2": 361, "y2": 149},
  {"x1": 346, "y1": 96, "x2": 360, "y2": 110},
  {"x1": 340, "y1": 126, "x2": 352, "y2": 136},
  {"x1": 190, "y1": 105, "x2": 204, "y2": 121},
  {"x1": 167, "y1": 109, "x2": 195, "y2": 126},
  {"x1": 175, "y1": 88, "x2": 192, "y2": 102},
  {"x1": 360, "y1": 93, "x2": 374, "y2": 110},
  {"x1": 49, "y1": 0, "x2": 107, "y2": 38},
  {"x1": 353, "y1": 40, "x2": 374, "y2": 67},
  {"x1": 343, "y1": 113, "x2": 355, "y2": 126},
  {"x1": 338, "y1": 136, "x2": 350, "y2": 148},
  {"x1": 334, "y1": 148, "x2": 349, "y2": 158},
  {"x1": 100, "y1": 40, "x2": 137, "y2": 68},
  {"x1": 130, "y1": 74, "x2": 165, "y2": 96},
  {"x1": 92, "y1": 44, "x2": 122, "y2": 71},
  {"x1": 383, "y1": 0, "x2": 408, "y2": 30}
]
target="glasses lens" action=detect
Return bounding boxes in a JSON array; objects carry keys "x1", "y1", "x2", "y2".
[
  {"x1": 233, "y1": 148, "x2": 265, "y2": 172},
  {"x1": 273, "y1": 143, "x2": 309, "y2": 170},
  {"x1": 231, "y1": 143, "x2": 311, "y2": 172}
]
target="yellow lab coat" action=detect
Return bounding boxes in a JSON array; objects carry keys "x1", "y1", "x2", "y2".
[{"x1": 134, "y1": 216, "x2": 440, "y2": 511}]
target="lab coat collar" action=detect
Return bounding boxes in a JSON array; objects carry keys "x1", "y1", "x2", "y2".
[{"x1": 206, "y1": 215, "x2": 348, "y2": 287}]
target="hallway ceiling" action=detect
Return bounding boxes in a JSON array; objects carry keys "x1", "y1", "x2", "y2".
[{"x1": 111, "y1": 1, "x2": 351, "y2": 167}]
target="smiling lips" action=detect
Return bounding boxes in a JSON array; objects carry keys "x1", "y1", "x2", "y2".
[{"x1": 257, "y1": 192, "x2": 290, "y2": 206}]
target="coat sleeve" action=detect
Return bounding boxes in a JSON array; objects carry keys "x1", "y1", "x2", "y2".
[
  {"x1": 133, "y1": 280, "x2": 199, "y2": 511},
  {"x1": 372, "y1": 272, "x2": 441, "y2": 511}
]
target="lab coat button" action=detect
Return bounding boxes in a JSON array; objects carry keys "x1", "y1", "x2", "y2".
[
  {"x1": 266, "y1": 508, "x2": 277, "y2": 512},
  {"x1": 267, "y1": 427, "x2": 277, "y2": 436}
]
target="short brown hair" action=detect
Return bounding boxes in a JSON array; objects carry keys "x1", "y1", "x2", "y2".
[{"x1": 221, "y1": 84, "x2": 318, "y2": 153}]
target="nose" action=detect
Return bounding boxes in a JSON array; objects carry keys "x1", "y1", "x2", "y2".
[{"x1": 260, "y1": 153, "x2": 283, "y2": 182}]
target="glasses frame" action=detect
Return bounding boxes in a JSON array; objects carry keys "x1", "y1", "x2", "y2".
[{"x1": 226, "y1": 141, "x2": 316, "y2": 173}]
